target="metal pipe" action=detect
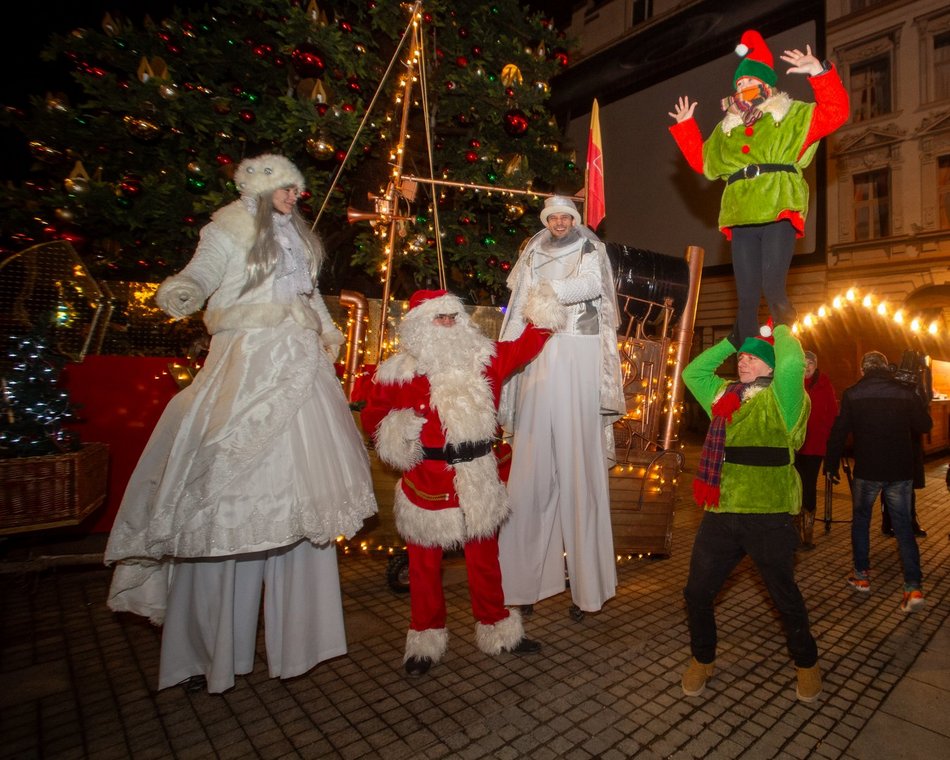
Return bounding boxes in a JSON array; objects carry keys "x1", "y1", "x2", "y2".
[
  {"x1": 338, "y1": 289, "x2": 368, "y2": 401},
  {"x1": 661, "y1": 245, "x2": 704, "y2": 451},
  {"x1": 401, "y1": 174, "x2": 583, "y2": 201}
]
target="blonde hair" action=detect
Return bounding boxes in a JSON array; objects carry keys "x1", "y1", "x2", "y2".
[{"x1": 240, "y1": 195, "x2": 325, "y2": 295}]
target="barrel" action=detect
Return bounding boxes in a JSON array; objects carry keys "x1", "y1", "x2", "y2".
[{"x1": 606, "y1": 243, "x2": 690, "y2": 335}]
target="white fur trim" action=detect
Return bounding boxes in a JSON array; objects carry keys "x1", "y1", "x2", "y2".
[
  {"x1": 156, "y1": 275, "x2": 205, "y2": 318},
  {"x1": 721, "y1": 91, "x2": 792, "y2": 134},
  {"x1": 210, "y1": 200, "x2": 256, "y2": 250},
  {"x1": 203, "y1": 300, "x2": 321, "y2": 334},
  {"x1": 522, "y1": 283, "x2": 567, "y2": 331},
  {"x1": 403, "y1": 293, "x2": 466, "y2": 327},
  {"x1": 234, "y1": 154, "x2": 305, "y2": 198},
  {"x1": 404, "y1": 627, "x2": 448, "y2": 663},
  {"x1": 474, "y1": 607, "x2": 524, "y2": 655},
  {"x1": 374, "y1": 410, "x2": 424, "y2": 471},
  {"x1": 454, "y1": 457, "x2": 509, "y2": 539},
  {"x1": 393, "y1": 486, "x2": 465, "y2": 548},
  {"x1": 377, "y1": 353, "x2": 418, "y2": 384}
]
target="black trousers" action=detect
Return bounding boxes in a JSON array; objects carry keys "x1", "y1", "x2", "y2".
[
  {"x1": 794, "y1": 453, "x2": 822, "y2": 514},
  {"x1": 684, "y1": 511, "x2": 818, "y2": 668},
  {"x1": 731, "y1": 220, "x2": 797, "y2": 341}
]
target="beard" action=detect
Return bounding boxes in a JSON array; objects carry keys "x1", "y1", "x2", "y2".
[{"x1": 399, "y1": 314, "x2": 498, "y2": 444}]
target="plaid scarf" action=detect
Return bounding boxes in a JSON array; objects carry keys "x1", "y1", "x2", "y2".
[
  {"x1": 721, "y1": 84, "x2": 769, "y2": 126},
  {"x1": 692, "y1": 381, "x2": 745, "y2": 507}
]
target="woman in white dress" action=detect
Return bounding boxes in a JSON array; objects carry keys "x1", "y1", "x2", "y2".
[{"x1": 104, "y1": 154, "x2": 377, "y2": 694}]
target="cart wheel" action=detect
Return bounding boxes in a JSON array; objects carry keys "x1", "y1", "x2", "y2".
[{"x1": 386, "y1": 553, "x2": 410, "y2": 593}]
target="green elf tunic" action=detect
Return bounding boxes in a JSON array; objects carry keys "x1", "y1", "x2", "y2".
[
  {"x1": 669, "y1": 66, "x2": 849, "y2": 239},
  {"x1": 683, "y1": 325, "x2": 809, "y2": 514}
]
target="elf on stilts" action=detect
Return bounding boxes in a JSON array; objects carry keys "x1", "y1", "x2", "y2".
[{"x1": 668, "y1": 30, "x2": 849, "y2": 341}]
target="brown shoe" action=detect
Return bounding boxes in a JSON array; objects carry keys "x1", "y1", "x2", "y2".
[
  {"x1": 681, "y1": 657, "x2": 714, "y2": 697},
  {"x1": 796, "y1": 664, "x2": 822, "y2": 703}
]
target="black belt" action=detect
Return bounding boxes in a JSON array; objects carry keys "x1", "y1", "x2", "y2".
[
  {"x1": 422, "y1": 440, "x2": 493, "y2": 465},
  {"x1": 726, "y1": 163, "x2": 797, "y2": 185},
  {"x1": 724, "y1": 446, "x2": 790, "y2": 467}
]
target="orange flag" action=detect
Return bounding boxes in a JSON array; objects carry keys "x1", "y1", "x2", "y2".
[{"x1": 584, "y1": 99, "x2": 605, "y2": 231}]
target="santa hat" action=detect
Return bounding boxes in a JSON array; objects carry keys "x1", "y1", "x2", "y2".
[
  {"x1": 540, "y1": 195, "x2": 581, "y2": 226},
  {"x1": 234, "y1": 153, "x2": 306, "y2": 198},
  {"x1": 737, "y1": 323, "x2": 776, "y2": 368},
  {"x1": 401, "y1": 289, "x2": 466, "y2": 331},
  {"x1": 733, "y1": 30, "x2": 777, "y2": 88}
]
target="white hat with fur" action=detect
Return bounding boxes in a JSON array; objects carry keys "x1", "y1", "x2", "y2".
[{"x1": 234, "y1": 153, "x2": 306, "y2": 198}]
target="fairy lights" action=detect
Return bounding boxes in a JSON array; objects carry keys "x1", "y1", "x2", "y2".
[{"x1": 792, "y1": 287, "x2": 944, "y2": 338}]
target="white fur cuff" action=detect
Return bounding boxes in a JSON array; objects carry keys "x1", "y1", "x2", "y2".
[
  {"x1": 393, "y1": 487, "x2": 466, "y2": 548},
  {"x1": 374, "y1": 409, "x2": 425, "y2": 471},
  {"x1": 404, "y1": 627, "x2": 448, "y2": 663},
  {"x1": 523, "y1": 282, "x2": 567, "y2": 331},
  {"x1": 474, "y1": 608, "x2": 524, "y2": 655},
  {"x1": 156, "y1": 275, "x2": 204, "y2": 319}
]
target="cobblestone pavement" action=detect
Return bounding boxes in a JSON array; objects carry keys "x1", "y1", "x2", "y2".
[{"x1": 2, "y1": 450, "x2": 949, "y2": 759}]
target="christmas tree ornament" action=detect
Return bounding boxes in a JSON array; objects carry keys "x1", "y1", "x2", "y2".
[
  {"x1": 552, "y1": 48, "x2": 569, "y2": 67},
  {"x1": 306, "y1": 0, "x2": 329, "y2": 26},
  {"x1": 500, "y1": 260, "x2": 512, "y2": 272},
  {"x1": 535, "y1": 80, "x2": 550, "y2": 93},
  {"x1": 123, "y1": 114, "x2": 162, "y2": 141},
  {"x1": 502, "y1": 109, "x2": 529, "y2": 136},
  {"x1": 503, "y1": 201, "x2": 525, "y2": 221},
  {"x1": 238, "y1": 108, "x2": 256, "y2": 123},
  {"x1": 291, "y1": 43, "x2": 326, "y2": 78},
  {"x1": 186, "y1": 176, "x2": 208, "y2": 193},
  {"x1": 297, "y1": 78, "x2": 329, "y2": 103},
  {"x1": 464, "y1": 150, "x2": 479, "y2": 163},
  {"x1": 136, "y1": 56, "x2": 169, "y2": 83},
  {"x1": 487, "y1": 255, "x2": 498, "y2": 267},
  {"x1": 158, "y1": 83, "x2": 179, "y2": 100},
  {"x1": 186, "y1": 161, "x2": 204, "y2": 175},
  {"x1": 445, "y1": 80, "x2": 457, "y2": 91},
  {"x1": 64, "y1": 161, "x2": 91, "y2": 194},
  {"x1": 500, "y1": 64, "x2": 523, "y2": 87},
  {"x1": 305, "y1": 133, "x2": 335, "y2": 159},
  {"x1": 55, "y1": 208, "x2": 75, "y2": 222},
  {"x1": 454, "y1": 233, "x2": 466, "y2": 246},
  {"x1": 116, "y1": 174, "x2": 144, "y2": 199},
  {"x1": 481, "y1": 234, "x2": 496, "y2": 246},
  {"x1": 456, "y1": 56, "x2": 468, "y2": 68}
]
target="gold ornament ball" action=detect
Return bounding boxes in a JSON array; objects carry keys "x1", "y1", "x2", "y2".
[
  {"x1": 305, "y1": 134, "x2": 335, "y2": 160},
  {"x1": 64, "y1": 175, "x2": 90, "y2": 194},
  {"x1": 55, "y1": 207, "x2": 75, "y2": 222}
]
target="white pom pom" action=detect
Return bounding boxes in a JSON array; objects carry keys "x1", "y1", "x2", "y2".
[
  {"x1": 759, "y1": 324, "x2": 773, "y2": 338},
  {"x1": 736, "y1": 43, "x2": 749, "y2": 58}
]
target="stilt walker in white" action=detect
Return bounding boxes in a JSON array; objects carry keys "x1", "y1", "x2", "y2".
[
  {"x1": 498, "y1": 196, "x2": 625, "y2": 619},
  {"x1": 104, "y1": 154, "x2": 377, "y2": 694}
]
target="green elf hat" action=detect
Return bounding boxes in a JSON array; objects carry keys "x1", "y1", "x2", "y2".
[
  {"x1": 733, "y1": 30, "x2": 777, "y2": 88},
  {"x1": 737, "y1": 323, "x2": 776, "y2": 368}
]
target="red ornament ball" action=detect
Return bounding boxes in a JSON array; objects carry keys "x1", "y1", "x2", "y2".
[
  {"x1": 465, "y1": 150, "x2": 479, "y2": 163},
  {"x1": 238, "y1": 109, "x2": 256, "y2": 123},
  {"x1": 500, "y1": 260, "x2": 512, "y2": 272},
  {"x1": 458, "y1": 27, "x2": 469, "y2": 38},
  {"x1": 487, "y1": 255, "x2": 498, "y2": 267},
  {"x1": 291, "y1": 43, "x2": 326, "y2": 78},
  {"x1": 502, "y1": 109, "x2": 529, "y2": 137},
  {"x1": 454, "y1": 234, "x2": 466, "y2": 246},
  {"x1": 334, "y1": 149, "x2": 347, "y2": 162},
  {"x1": 445, "y1": 80, "x2": 457, "y2": 92},
  {"x1": 469, "y1": 139, "x2": 481, "y2": 149},
  {"x1": 456, "y1": 56, "x2": 468, "y2": 68}
]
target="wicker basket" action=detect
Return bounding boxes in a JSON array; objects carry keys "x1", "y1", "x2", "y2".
[{"x1": 0, "y1": 442, "x2": 110, "y2": 535}]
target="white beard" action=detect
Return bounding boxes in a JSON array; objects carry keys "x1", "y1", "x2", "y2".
[{"x1": 405, "y1": 317, "x2": 498, "y2": 445}]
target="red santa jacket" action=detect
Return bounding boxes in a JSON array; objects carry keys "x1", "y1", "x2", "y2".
[
  {"x1": 799, "y1": 369, "x2": 838, "y2": 456},
  {"x1": 361, "y1": 325, "x2": 549, "y2": 548}
]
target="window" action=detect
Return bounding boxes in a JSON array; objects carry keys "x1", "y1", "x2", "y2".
[
  {"x1": 853, "y1": 170, "x2": 890, "y2": 240},
  {"x1": 850, "y1": 57, "x2": 892, "y2": 121},
  {"x1": 935, "y1": 32, "x2": 950, "y2": 101},
  {"x1": 632, "y1": 0, "x2": 652, "y2": 25},
  {"x1": 939, "y1": 156, "x2": 950, "y2": 229}
]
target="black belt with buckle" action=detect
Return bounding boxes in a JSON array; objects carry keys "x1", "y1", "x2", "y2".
[
  {"x1": 726, "y1": 163, "x2": 797, "y2": 185},
  {"x1": 422, "y1": 440, "x2": 494, "y2": 465},
  {"x1": 724, "y1": 446, "x2": 790, "y2": 467}
]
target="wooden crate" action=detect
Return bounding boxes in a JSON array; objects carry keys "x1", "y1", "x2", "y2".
[
  {"x1": 0, "y1": 442, "x2": 110, "y2": 535},
  {"x1": 609, "y1": 450, "x2": 682, "y2": 557}
]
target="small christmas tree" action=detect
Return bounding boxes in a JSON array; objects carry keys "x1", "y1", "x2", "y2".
[{"x1": 0, "y1": 327, "x2": 79, "y2": 458}]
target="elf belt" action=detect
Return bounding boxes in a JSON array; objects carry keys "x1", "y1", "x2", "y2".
[
  {"x1": 422, "y1": 440, "x2": 493, "y2": 465},
  {"x1": 724, "y1": 446, "x2": 790, "y2": 466},
  {"x1": 726, "y1": 164, "x2": 797, "y2": 185}
]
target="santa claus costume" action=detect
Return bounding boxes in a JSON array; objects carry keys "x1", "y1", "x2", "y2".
[{"x1": 360, "y1": 289, "x2": 563, "y2": 676}]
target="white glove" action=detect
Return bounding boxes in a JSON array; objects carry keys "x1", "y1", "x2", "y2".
[
  {"x1": 322, "y1": 327, "x2": 345, "y2": 364},
  {"x1": 155, "y1": 276, "x2": 204, "y2": 319}
]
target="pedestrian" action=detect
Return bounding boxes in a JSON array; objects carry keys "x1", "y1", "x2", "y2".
[
  {"x1": 681, "y1": 323, "x2": 822, "y2": 703},
  {"x1": 794, "y1": 350, "x2": 837, "y2": 549},
  {"x1": 104, "y1": 154, "x2": 377, "y2": 693},
  {"x1": 360, "y1": 288, "x2": 564, "y2": 677},
  {"x1": 825, "y1": 351, "x2": 933, "y2": 613},
  {"x1": 497, "y1": 195, "x2": 625, "y2": 621},
  {"x1": 668, "y1": 30, "x2": 849, "y2": 342}
]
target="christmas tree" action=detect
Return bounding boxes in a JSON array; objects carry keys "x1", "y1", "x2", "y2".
[
  {"x1": 0, "y1": 328, "x2": 79, "y2": 458},
  {"x1": 0, "y1": 0, "x2": 579, "y2": 304}
]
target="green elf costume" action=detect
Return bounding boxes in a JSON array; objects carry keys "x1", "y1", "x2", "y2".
[
  {"x1": 678, "y1": 323, "x2": 822, "y2": 704},
  {"x1": 669, "y1": 30, "x2": 849, "y2": 342}
]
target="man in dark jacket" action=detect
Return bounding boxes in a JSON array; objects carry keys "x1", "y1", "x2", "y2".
[{"x1": 824, "y1": 351, "x2": 933, "y2": 614}]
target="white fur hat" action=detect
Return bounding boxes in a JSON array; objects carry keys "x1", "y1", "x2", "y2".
[
  {"x1": 539, "y1": 195, "x2": 581, "y2": 225},
  {"x1": 234, "y1": 153, "x2": 306, "y2": 197}
]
